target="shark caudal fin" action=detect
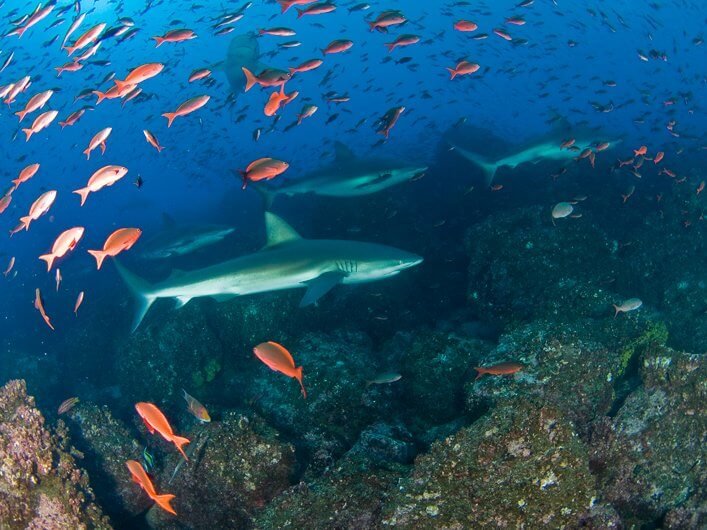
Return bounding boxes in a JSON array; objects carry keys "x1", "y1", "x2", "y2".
[
  {"x1": 152, "y1": 493, "x2": 177, "y2": 515},
  {"x1": 113, "y1": 261, "x2": 157, "y2": 332},
  {"x1": 251, "y1": 182, "x2": 276, "y2": 210},
  {"x1": 450, "y1": 144, "x2": 499, "y2": 186}
]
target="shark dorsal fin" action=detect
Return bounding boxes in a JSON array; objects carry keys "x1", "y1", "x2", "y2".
[
  {"x1": 265, "y1": 212, "x2": 302, "y2": 247},
  {"x1": 334, "y1": 142, "x2": 356, "y2": 162}
]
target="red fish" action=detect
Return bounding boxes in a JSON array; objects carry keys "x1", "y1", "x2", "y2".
[
  {"x1": 153, "y1": 29, "x2": 196, "y2": 47},
  {"x1": 474, "y1": 362, "x2": 523, "y2": 379},
  {"x1": 454, "y1": 20, "x2": 478, "y2": 32},
  {"x1": 126, "y1": 460, "x2": 176, "y2": 515},
  {"x1": 135, "y1": 402, "x2": 190, "y2": 460},
  {"x1": 87, "y1": 228, "x2": 142, "y2": 270},
  {"x1": 447, "y1": 61, "x2": 480, "y2": 80},
  {"x1": 34, "y1": 288, "x2": 54, "y2": 330},
  {"x1": 253, "y1": 341, "x2": 307, "y2": 398},
  {"x1": 162, "y1": 95, "x2": 210, "y2": 127},
  {"x1": 322, "y1": 39, "x2": 353, "y2": 55},
  {"x1": 39, "y1": 227, "x2": 85, "y2": 271},
  {"x1": 376, "y1": 106, "x2": 404, "y2": 138},
  {"x1": 240, "y1": 158, "x2": 289, "y2": 188}
]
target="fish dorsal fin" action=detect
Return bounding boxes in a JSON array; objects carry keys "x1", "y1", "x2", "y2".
[
  {"x1": 161, "y1": 212, "x2": 176, "y2": 229},
  {"x1": 265, "y1": 212, "x2": 302, "y2": 247},
  {"x1": 334, "y1": 142, "x2": 356, "y2": 163}
]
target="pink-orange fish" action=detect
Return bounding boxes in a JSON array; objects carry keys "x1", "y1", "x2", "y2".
[
  {"x1": 135, "y1": 402, "x2": 190, "y2": 460},
  {"x1": 253, "y1": 341, "x2": 307, "y2": 398}
]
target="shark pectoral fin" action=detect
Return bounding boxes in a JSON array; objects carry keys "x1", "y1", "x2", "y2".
[
  {"x1": 174, "y1": 296, "x2": 192, "y2": 308},
  {"x1": 211, "y1": 294, "x2": 237, "y2": 303},
  {"x1": 299, "y1": 271, "x2": 346, "y2": 308}
]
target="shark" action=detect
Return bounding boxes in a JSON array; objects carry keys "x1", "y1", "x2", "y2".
[
  {"x1": 254, "y1": 142, "x2": 427, "y2": 207},
  {"x1": 219, "y1": 33, "x2": 274, "y2": 95},
  {"x1": 449, "y1": 135, "x2": 620, "y2": 185},
  {"x1": 115, "y1": 212, "x2": 423, "y2": 332},
  {"x1": 139, "y1": 214, "x2": 235, "y2": 260}
]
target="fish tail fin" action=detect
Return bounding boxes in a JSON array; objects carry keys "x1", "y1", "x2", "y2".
[
  {"x1": 113, "y1": 260, "x2": 157, "y2": 332},
  {"x1": 15, "y1": 110, "x2": 26, "y2": 122},
  {"x1": 447, "y1": 68, "x2": 457, "y2": 80},
  {"x1": 241, "y1": 67, "x2": 257, "y2": 92},
  {"x1": 83, "y1": 147, "x2": 91, "y2": 160},
  {"x1": 73, "y1": 187, "x2": 90, "y2": 206},
  {"x1": 162, "y1": 113, "x2": 176, "y2": 128},
  {"x1": 251, "y1": 181, "x2": 275, "y2": 210},
  {"x1": 11, "y1": 178, "x2": 21, "y2": 188},
  {"x1": 278, "y1": 0, "x2": 291, "y2": 13},
  {"x1": 87, "y1": 250, "x2": 106, "y2": 270},
  {"x1": 38, "y1": 253, "x2": 55, "y2": 271},
  {"x1": 22, "y1": 128, "x2": 33, "y2": 141},
  {"x1": 385, "y1": 42, "x2": 395, "y2": 53},
  {"x1": 172, "y1": 435, "x2": 190, "y2": 460},
  {"x1": 474, "y1": 368, "x2": 484, "y2": 380},
  {"x1": 64, "y1": 45, "x2": 76, "y2": 56},
  {"x1": 296, "y1": 8, "x2": 304, "y2": 18},
  {"x1": 295, "y1": 366, "x2": 307, "y2": 399},
  {"x1": 153, "y1": 36, "x2": 164, "y2": 47},
  {"x1": 19, "y1": 216, "x2": 31, "y2": 230},
  {"x1": 93, "y1": 90, "x2": 106, "y2": 104},
  {"x1": 152, "y1": 493, "x2": 177, "y2": 515},
  {"x1": 612, "y1": 304, "x2": 619, "y2": 318}
]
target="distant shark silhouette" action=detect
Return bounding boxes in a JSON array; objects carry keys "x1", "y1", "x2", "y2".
[
  {"x1": 218, "y1": 33, "x2": 273, "y2": 94},
  {"x1": 116, "y1": 212, "x2": 422, "y2": 332},
  {"x1": 254, "y1": 142, "x2": 427, "y2": 207}
]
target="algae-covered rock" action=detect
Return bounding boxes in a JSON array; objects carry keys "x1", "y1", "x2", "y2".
[
  {"x1": 387, "y1": 329, "x2": 493, "y2": 428},
  {"x1": 64, "y1": 402, "x2": 149, "y2": 521},
  {"x1": 465, "y1": 205, "x2": 619, "y2": 325},
  {"x1": 0, "y1": 379, "x2": 111, "y2": 529},
  {"x1": 114, "y1": 308, "x2": 225, "y2": 402},
  {"x1": 149, "y1": 411, "x2": 295, "y2": 529},
  {"x1": 256, "y1": 456, "x2": 406, "y2": 530},
  {"x1": 382, "y1": 398, "x2": 599, "y2": 528},
  {"x1": 589, "y1": 348, "x2": 706, "y2": 528}
]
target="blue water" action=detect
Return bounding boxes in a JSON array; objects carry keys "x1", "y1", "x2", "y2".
[{"x1": 0, "y1": 0, "x2": 705, "y2": 525}]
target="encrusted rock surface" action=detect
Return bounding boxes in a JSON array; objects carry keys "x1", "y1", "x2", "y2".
[{"x1": 0, "y1": 379, "x2": 111, "y2": 529}]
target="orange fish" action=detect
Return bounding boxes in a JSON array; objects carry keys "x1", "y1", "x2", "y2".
[
  {"x1": 493, "y1": 28, "x2": 513, "y2": 41},
  {"x1": 322, "y1": 39, "x2": 354, "y2": 55},
  {"x1": 55, "y1": 60, "x2": 84, "y2": 77},
  {"x1": 241, "y1": 67, "x2": 291, "y2": 91},
  {"x1": 239, "y1": 158, "x2": 289, "y2": 189},
  {"x1": 73, "y1": 165, "x2": 128, "y2": 205},
  {"x1": 64, "y1": 23, "x2": 105, "y2": 55},
  {"x1": 83, "y1": 127, "x2": 112, "y2": 160},
  {"x1": 264, "y1": 85, "x2": 298, "y2": 117},
  {"x1": 289, "y1": 59, "x2": 323, "y2": 75},
  {"x1": 114, "y1": 63, "x2": 164, "y2": 91},
  {"x1": 34, "y1": 288, "x2": 54, "y2": 330},
  {"x1": 697, "y1": 181, "x2": 705, "y2": 195},
  {"x1": 454, "y1": 20, "x2": 478, "y2": 32},
  {"x1": 653, "y1": 151, "x2": 664, "y2": 164},
  {"x1": 22, "y1": 110, "x2": 58, "y2": 141},
  {"x1": 15, "y1": 89, "x2": 53, "y2": 122},
  {"x1": 162, "y1": 95, "x2": 210, "y2": 127},
  {"x1": 74, "y1": 291, "x2": 84, "y2": 315},
  {"x1": 474, "y1": 362, "x2": 523, "y2": 379},
  {"x1": 278, "y1": 0, "x2": 316, "y2": 13},
  {"x1": 126, "y1": 460, "x2": 177, "y2": 515},
  {"x1": 87, "y1": 228, "x2": 141, "y2": 270},
  {"x1": 188, "y1": 68, "x2": 211, "y2": 83},
  {"x1": 0, "y1": 194, "x2": 12, "y2": 214},
  {"x1": 135, "y1": 402, "x2": 190, "y2": 460},
  {"x1": 143, "y1": 130, "x2": 165, "y2": 153},
  {"x1": 93, "y1": 83, "x2": 136, "y2": 104},
  {"x1": 19, "y1": 190, "x2": 57, "y2": 231},
  {"x1": 12, "y1": 163, "x2": 40, "y2": 191},
  {"x1": 153, "y1": 29, "x2": 197, "y2": 47},
  {"x1": 447, "y1": 61, "x2": 480, "y2": 80},
  {"x1": 253, "y1": 341, "x2": 307, "y2": 398},
  {"x1": 59, "y1": 109, "x2": 86, "y2": 128},
  {"x1": 634, "y1": 145, "x2": 647, "y2": 156}
]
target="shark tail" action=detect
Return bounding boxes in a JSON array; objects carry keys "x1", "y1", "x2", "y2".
[
  {"x1": 452, "y1": 145, "x2": 499, "y2": 186},
  {"x1": 251, "y1": 182, "x2": 276, "y2": 210},
  {"x1": 114, "y1": 260, "x2": 157, "y2": 332}
]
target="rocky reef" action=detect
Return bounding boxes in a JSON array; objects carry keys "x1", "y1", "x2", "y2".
[{"x1": 0, "y1": 379, "x2": 110, "y2": 529}]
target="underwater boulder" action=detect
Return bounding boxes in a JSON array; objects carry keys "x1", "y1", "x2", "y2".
[
  {"x1": 465, "y1": 317, "x2": 669, "y2": 436},
  {"x1": 0, "y1": 380, "x2": 110, "y2": 529},
  {"x1": 63, "y1": 402, "x2": 149, "y2": 520},
  {"x1": 384, "y1": 329, "x2": 493, "y2": 431},
  {"x1": 255, "y1": 454, "x2": 406, "y2": 530},
  {"x1": 465, "y1": 205, "x2": 619, "y2": 325},
  {"x1": 147, "y1": 411, "x2": 295, "y2": 529},
  {"x1": 381, "y1": 397, "x2": 603, "y2": 528},
  {"x1": 589, "y1": 348, "x2": 706, "y2": 528}
]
